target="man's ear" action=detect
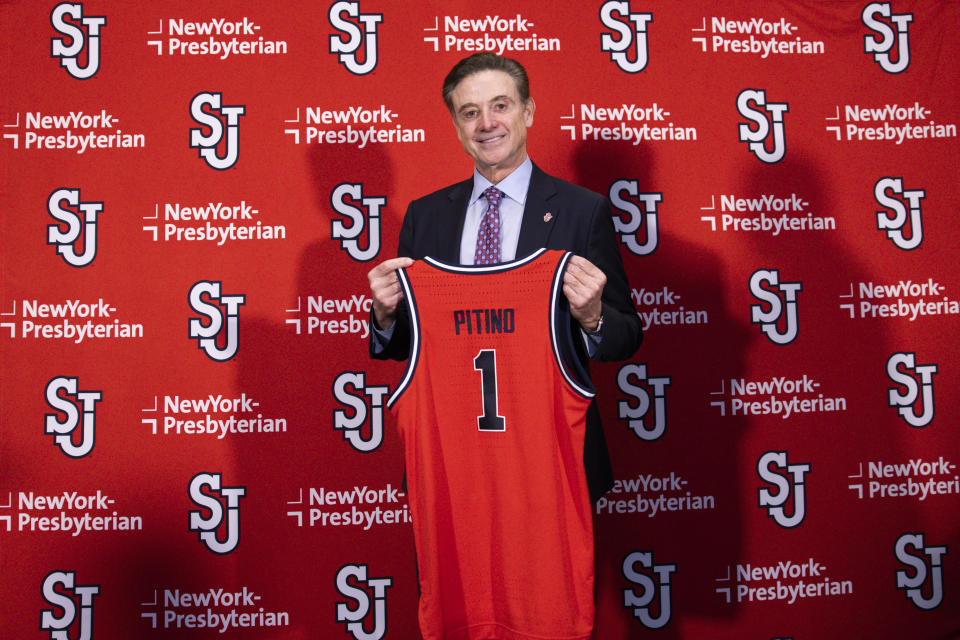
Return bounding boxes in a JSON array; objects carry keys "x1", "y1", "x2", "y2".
[{"x1": 524, "y1": 97, "x2": 536, "y2": 126}]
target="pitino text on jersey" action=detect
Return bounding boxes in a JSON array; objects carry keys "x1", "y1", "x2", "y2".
[{"x1": 453, "y1": 308, "x2": 516, "y2": 335}]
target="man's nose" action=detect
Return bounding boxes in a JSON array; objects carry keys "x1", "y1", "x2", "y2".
[{"x1": 478, "y1": 108, "x2": 496, "y2": 129}]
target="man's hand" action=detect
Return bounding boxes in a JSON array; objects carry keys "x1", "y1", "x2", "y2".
[
  {"x1": 563, "y1": 255, "x2": 606, "y2": 332},
  {"x1": 367, "y1": 257, "x2": 415, "y2": 330}
]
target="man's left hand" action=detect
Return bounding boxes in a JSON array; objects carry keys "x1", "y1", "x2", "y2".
[{"x1": 563, "y1": 255, "x2": 606, "y2": 333}]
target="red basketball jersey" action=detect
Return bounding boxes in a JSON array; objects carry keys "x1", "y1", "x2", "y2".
[{"x1": 388, "y1": 249, "x2": 596, "y2": 640}]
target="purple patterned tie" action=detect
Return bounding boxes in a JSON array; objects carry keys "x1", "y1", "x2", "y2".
[{"x1": 474, "y1": 187, "x2": 505, "y2": 265}]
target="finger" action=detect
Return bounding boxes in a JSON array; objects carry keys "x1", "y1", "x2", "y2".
[
  {"x1": 562, "y1": 281, "x2": 593, "y2": 309},
  {"x1": 567, "y1": 255, "x2": 603, "y2": 278},
  {"x1": 372, "y1": 272, "x2": 399, "y2": 291},
  {"x1": 380, "y1": 256, "x2": 414, "y2": 271},
  {"x1": 567, "y1": 254, "x2": 593, "y2": 269},
  {"x1": 368, "y1": 257, "x2": 414, "y2": 282},
  {"x1": 564, "y1": 270, "x2": 604, "y2": 300},
  {"x1": 565, "y1": 259, "x2": 605, "y2": 289},
  {"x1": 372, "y1": 278, "x2": 404, "y2": 303}
]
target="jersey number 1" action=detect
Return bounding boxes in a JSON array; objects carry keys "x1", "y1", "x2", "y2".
[{"x1": 473, "y1": 349, "x2": 506, "y2": 431}]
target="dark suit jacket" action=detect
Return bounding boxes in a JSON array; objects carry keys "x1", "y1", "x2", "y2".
[{"x1": 372, "y1": 163, "x2": 643, "y2": 500}]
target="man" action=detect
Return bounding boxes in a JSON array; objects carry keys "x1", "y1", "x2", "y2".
[
  {"x1": 366, "y1": 53, "x2": 642, "y2": 638},
  {"x1": 368, "y1": 52, "x2": 642, "y2": 498}
]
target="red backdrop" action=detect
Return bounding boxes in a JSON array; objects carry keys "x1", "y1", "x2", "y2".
[{"x1": 2, "y1": 1, "x2": 959, "y2": 638}]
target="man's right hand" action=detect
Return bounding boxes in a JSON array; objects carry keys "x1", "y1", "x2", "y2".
[{"x1": 367, "y1": 257, "x2": 415, "y2": 330}]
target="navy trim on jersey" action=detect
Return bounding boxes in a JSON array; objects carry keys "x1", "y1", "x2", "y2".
[
  {"x1": 386, "y1": 267, "x2": 420, "y2": 409},
  {"x1": 422, "y1": 248, "x2": 548, "y2": 274},
  {"x1": 550, "y1": 252, "x2": 596, "y2": 400}
]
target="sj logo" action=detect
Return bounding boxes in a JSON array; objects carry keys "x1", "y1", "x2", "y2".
[
  {"x1": 189, "y1": 92, "x2": 245, "y2": 170},
  {"x1": 749, "y1": 269, "x2": 801, "y2": 345},
  {"x1": 737, "y1": 89, "x2": 788, "y2": 164},
  {"x1": 616, "y1": 363, "x2": 671, "y2": 441},
  {"x1": 331, "y1": 183, "x2": 385, "y2": 262},
  {"x1": 50, "y1": 3, "x2": 106, "y2": 80},
  {"x1": 188, "y1": 281, "x2": 246, "y2": 362},
  {"x1": 863, "y1": 2, "x2": 913, "y2": 74},
  {"x1": 757, "y1": 450, "x2": 810, "y2": 529},
  {"x1": 609, "y1": 180, "x2": 662, "y2": 256},
  {"x1": 599, "y1": 1, "x2": 653, "y2": 73},
  {"x1": 886, "y1": 352, "x2": 937, "y2": 428},
  {"x1": 45, "y1": 376, "x2": 101, "y2": 459},
  {"x1": 895, "y1": 533, "x2": 947, "y2": 610},
  {"x1": 329, "y1": 1, "x2": 383, "y2": 76},
  {"x1": 874, "y1": 177, "x2": 925, "y2": 250},
  {"x1": 333, "y1": 372, "x2": 388, "y2": 453},
  {"x1": 47, "y1": 188, "x2": 103, "y2": 268},
  {"x1": 40, "y1": 571, "x2": 100, "y2": 640},
  {"x1": 188, "y1": 472, "x2": 246, "y2": 555},
  {"x1": 622, "y1": 551, "x2": 676, "y2": 630},
  {"x1": 335, "y1": 564, "x2": 392, "y2": 640}
]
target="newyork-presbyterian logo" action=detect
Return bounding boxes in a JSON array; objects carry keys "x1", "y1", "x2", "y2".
[
  {"x1": 749, "y1": 269, "x2": 801, "y2": 345},
  {"x1": 757, "y1": 450, "x2": 810, "y2": 529},
  {"x1": 874, "y1": 177, "x2": 925, "y2": 250},
  {"x1": 188, "y1": 281, "x2": 246, "y2": 362},
  {"x1": 188, "y1": 472, "x2": 246, "y2": 555},
  {"x1": 50, "y1": 3, "x2": 106, "y2": 80},
  {"x1": 691, "y1": 14, "x2": 825, "y2": 59},
  {"x1": 285, "y1": 293, "x2": 371, "y2": 338},
  {"x1": 616, "y1": 363, "x2": 671, "y2": 441},
  {"x1": 287, "y1": 484, "x2": 410, "y2": 531},
  {"x1": 863, "y1": 2, "x2": 913, "y2": 74},
  {"x1": 189, "y1": 92, "x2": 245, "y2": 170},
  {"x1": 422, "y1": 12, "x2": 560, "y2": 55},
  {"x1": 599, "y1": 1, "x2": 653, "y2": 73},
  {"x1": 147, "y1": 199, "x2": 286, "y2": 246},
  {"x1": 622, "y1": 551, "x2": 676, "y2": 629},
  {"x1": 146, "y1": 16, "x2": 288, "y2": 60},
  {"x1": 331, "y1": 182, "x2": 384, "y2": 262},
  {"x1": 45, "y1": 376, "x2": 101, "y2": 458},
  {"x1": 609, "y1": 180, "x2": 662, "y2": 256},
  {"x1": 47, "y1": 188, "x2": 103, "y2": 267},
  {"x1": 333, "y1": 371, "x2": 388, "y2": 453},
  {"x1": 737, "y1": 89, "x2": 789, "y2": 163},
  {"x1": 895, "y1": 533, "x2": 947, "y2": 610},
  {"x1": 329, "y1": 1, "x2": 383, "y2": 75},
  {"x1": 715, "y1": 558, "x2": 853, "y2": 607},
  {"x1": 886, "y1": 352, "x2": 937, "y2": 428},
  {"x1": 335, "y1": 564, "x2": 392, "y2": 640},
  {"x1": 40, "y1": 571, "x2": 100, "y2": 640},
  {"x1": 595, "y1": 472, "x2": 716, "y2": 518}
]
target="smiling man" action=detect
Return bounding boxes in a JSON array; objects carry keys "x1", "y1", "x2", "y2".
[
  {"x1": 369, "y1": 52, "x2": 640, "y2": 368},
  {"x1": 366, "y1": 52, "x2": 642, "y2": 639}
]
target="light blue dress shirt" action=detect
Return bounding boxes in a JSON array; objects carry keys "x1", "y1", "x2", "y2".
[{"x1": 459, "y1": 158, "x2": 532, "y2": 264}]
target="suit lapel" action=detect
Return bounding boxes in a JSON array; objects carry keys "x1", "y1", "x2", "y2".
[
  {"x1": 516, "y1": 163, "x2": 558, "y2": 258},
  {"x1": 438, "y1": 179, "x2": 472, "y2": 264}
]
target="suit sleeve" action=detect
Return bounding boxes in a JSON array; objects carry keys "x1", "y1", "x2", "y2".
[{"x1": 584, "y1": 195, "x2": 643, "y2": 361}]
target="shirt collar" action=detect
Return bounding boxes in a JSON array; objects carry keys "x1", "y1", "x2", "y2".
[{"x1": 471, "y1": 157, "x2": 533, "y2": 206}]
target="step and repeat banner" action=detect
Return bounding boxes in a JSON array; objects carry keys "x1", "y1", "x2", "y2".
[{"x1": 2, "y1": 1, "x2": 959, "y2": 638}]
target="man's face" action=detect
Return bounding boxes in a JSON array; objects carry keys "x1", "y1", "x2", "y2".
[{"x1": 449, "y1": 69, "x2": 535, "y2": 183}]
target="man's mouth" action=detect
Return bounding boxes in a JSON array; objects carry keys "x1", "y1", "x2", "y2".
[{"x1": 477, "y1": 134, "x2": 504, "y2": 145}]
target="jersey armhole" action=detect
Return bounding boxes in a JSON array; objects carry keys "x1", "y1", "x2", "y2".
[
  {"x1": 386, "y1": 266, "x2": 419, "y2": 408},
  {"x1": 551, "y1": 252, "x2": 596, "y2": 399}
]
